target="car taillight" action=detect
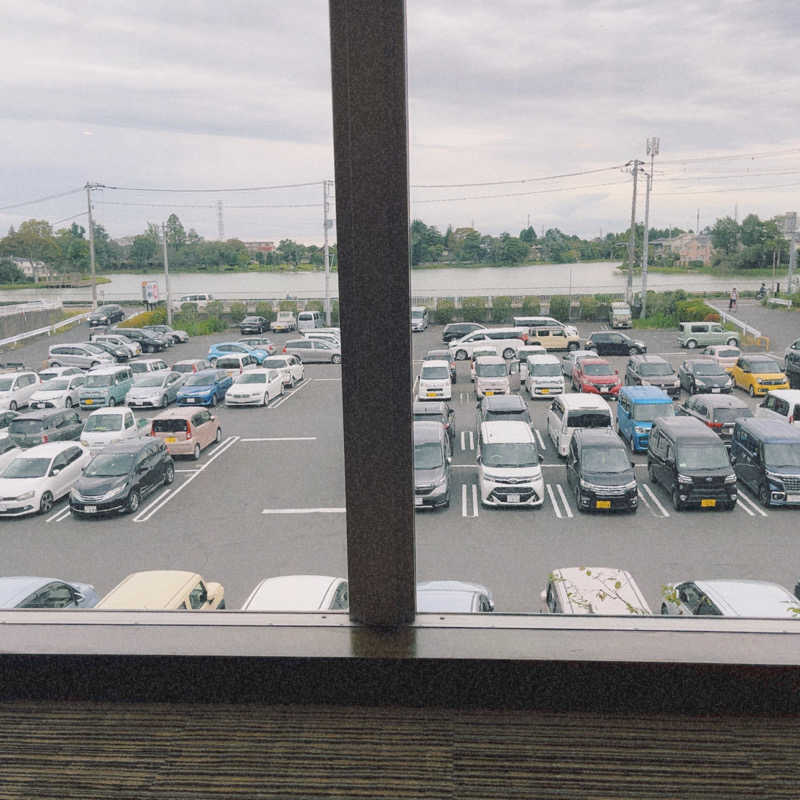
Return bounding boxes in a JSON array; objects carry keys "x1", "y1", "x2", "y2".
[
  {"x1": 282, "y1": 346, "x2": 287, "y2": 353},
  {"x1": 186, "y1": 421, "x2": 192, "y2": 439},
  {"x1": 708, "y1": 420, "x2": 723, "y2": 429},
  {"x1": 41, "y1": 434, "x2": 48, "y2": 443}
]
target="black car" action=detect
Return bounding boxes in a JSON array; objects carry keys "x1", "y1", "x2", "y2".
[
  {"x1": 423, "y1": 349, "x2": 457, "y2": 383},
  {"x1": 625, "y1": 354, "x2": 680, "y2": 398},
  {"x1": 442, "y1": 322, "x2": 486, "y2": 343},
  {"x1": 0, "y1": 410, "x2": 19, "y2": 430},
  {"x1": 785, "y1": 349, "x2": 800, "y2": 389},
  {"x1": 677, "y1": 359, "x2": 733, "y2": 395},
  {"x1": 567, "y1": 428, "x2": 637, "y2": 513},
  {"x1": 8, "y1": 408, "x2": 83, "y2": 448},
  {"x1": 239, "y1": 316, "x2": 269, "y2": 335},
  {"x1": 585, "y1": 331, "x2": 646, "y2": 356},
  {"x1": 476, "y1": 394, "x2": 532, "y2": 432},
  {"x1": 70, "y1": 439, "x2": 175, "y2": 516},
  {"x1": 112, "y1": 328, "x2": 167, "y2": 353},
  {"x1": 676, "y1": 394, "x2": 752, "y2": 446},
  {"x1": 81, "y1": 339, "x2": 129, "y2": 362},
  {"x1": 412, "y1": 400, "x2": 455, "y2": 447},
  {"x1": 87, "y1": 304, "x2": 125, "y2": 327}
]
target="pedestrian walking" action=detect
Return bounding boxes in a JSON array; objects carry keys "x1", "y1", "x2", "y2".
[{"x1": 728, "y1": 287, "x2": 737, "y2": 311}]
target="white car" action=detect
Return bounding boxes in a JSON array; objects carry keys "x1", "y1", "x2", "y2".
[
  {"x1": 241, "y1": 575, "x2": 349, "y2": 610},
  {"x1": 225, "y1": 369, "x2": 284, "y2": 406},
  {"x1": 261, "y1": 355, "x2": 304, "y2": 388},
  {"x1": 560, "y1": 349, "x2": 596, "y2": 377},
  {"x1": 29, "y1": 374, "x2": 86, "y2": 409},
  {"x1": 0, "y1": 441, "x2": 91, "y2": 516},
  {"x1": 80, "y1": 407, "x2": 149, "y2": 454},
  {"x1": 128, "y1": 358, "x2": 169, "y2": 375},
  {"x1": 0, "y1": 371, "x2": 40, "y2": 411},
  {"x1": 417, "y1": 360, "x2": 452, "y2": 401},
  {"x1": 125, "y1": 371, "x2": 186, "y2": 409},
  {"x1": 38, "y1": 366, "x2": 83, "y2": 383},
  {"x1": 91, "y1": 333, "x2": 142, "y2": 358}
]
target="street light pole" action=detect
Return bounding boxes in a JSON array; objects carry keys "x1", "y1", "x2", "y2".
[
  {"x1": 86, "y1": 183, "x2": 97, "y2": 310},
  {"x1": 625, "y1": 159, "x2": 644, "y2": 305},
  {"x1": 162, "y1": 223, "x2": 172, "y2": 326},
  {"x1": 640, "y1": 137, "x2": 659, "y2": 319}
]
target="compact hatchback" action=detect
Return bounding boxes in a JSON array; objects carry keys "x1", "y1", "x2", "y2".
[
  {"x1": 625, "y1": 354, "x2": 681, "y2": 398},
  {"x1": 48, "y1": 343, "x2": 113, "y2": 370},
  {"x1": 572, "y1": 358, "x2": 621, "y2": 398},
  {"x1": 730, "y1": 355, "x2": 789, "y2": 397},
  {"x1": 677, "y1": 394, "x2": 753, "y2": 446},
  {"x1": 661, "y1": 579, "x2": 798, "y2": 617},
  {"x1": 96, "y1": 570, "x2": 224, "y2": 610},
  {"x1": 676, "y1": 359, "x2": 733, "y2": 395},
  {"x1": 585, "y1": 331, "x2": 646, "y2": 356},
  {"x1": 0, "y1": 576, "x2": 98, "y2": 609},
  {"x1": 678, "y1": 322, "x2": 738, "y2": 349},
  {"x1": 150, "y1": 407, "x2": 222, "y2": 460},
  {"x1": 0, "y1": 371, "x2": 40, "y2": 411},
  {"x1": 8, "y1": 408, "x2": 83, "y2": 448}
]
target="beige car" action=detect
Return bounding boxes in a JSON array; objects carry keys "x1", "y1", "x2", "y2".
[
  {"x1": 96, "y1": 570, "x2": 225, "y2": 610},
  {"x1": 150, "y1": 407, "x2": 222, "y2": 460},
  {"x1": 703, "y1": 344, "x2": 742, "y2": 372}
]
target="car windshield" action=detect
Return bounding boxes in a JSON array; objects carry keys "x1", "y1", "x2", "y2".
[
  {"x1": 531, "y1": 363, "x2": 560, "y2": 377},
  {"x1": 414, "y1": 441, "x2": 443, "y2": 469},
  {"x1": 677, "y1": 444, "x2": 730, "y2": 470},
  {"x1": 421, "y1": 366, "x2": 449, "y2": 380},
  {"x1": 712, "y1": 407, "x2": 753, "y2": 423},
  {"x1": 763, "y1": 444, "x2": 800, "y2": 469},
  {"x1": 566, "y1": 411, "x2": 611, "y2": 428},
  {"x1": 424, "y1": 352, "x2": 448, "y2": 361},
  {"x1": 134, "y1": 374, "x2": 165, "y2": 388},
  {"x1": 185, "y1": 374, "x2": 213, "y2": 387},
  {"x1": 718, "y1": 350, "x2": 739, "y2": 358},
  {"x1": 639, "y1": 363, "x2": 673, "y2": 376},
  {"x1": 632, "y1": 404, "x2": 675, "y2": 422},
  {"x1": 9, "y1": 420, "x2": 43, "y2": 434},
  {"x1": 748, "y1": 359, "x2": 780, "y2": 373},
  {"x1": 3, "y1": 457, "x2": 50, "y2": 478},
  {"x1": 130, "y1": 363, "x2": 149, "y2": 373},
  {"x1": 40, "y1": 379, "x2": 70, "y2": 391},
  {"x1": 476, "y1": 363, "x2": 506, "y2": 377},
  {"x1": 262, "y1": 358, "x2": 286, "y2": 369},
  {"x1": 581, "y1": 447, "x2": 631, "y2": 473},
  {"x1": 237, "y1": 373, "x2": 267, "y2": 384},
  {"x1": 216, "y1": 359, "x2": 242, "y2": 369},
  {"x1": 84, "y1": 414, "x2": 122, "y2": 432},
  {"x1": 691, "y1": 362, "x2": 724, "y2": 376},
  {"x1": 481, "y1": 442, "x2": 539, "y2": 468},
  {"x1": 83, "y1": 374, "x2": 113, "y2": 387},
  {"x1": 0, "y1": 379, "x2": 14, "y2": 392},
  {"x1": 411, "y1": 310, "x2": 424, "y2": 319},
  {"x1": 84, "y1": 453, "x2": 135, "y2": 477},
  {"x1": 485, "y1": 410, "x2": 529, "y2": 424},
  {"x1": 583, "y1": 363, "x2": 614, "y2": 376},
  {"x1": 173, "y1": 363, "x2": 195, "y2": 373}
]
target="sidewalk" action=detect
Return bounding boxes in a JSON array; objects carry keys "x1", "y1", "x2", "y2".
[{"x1": 717, "y1": 299, "x2": 798, "y2": 353}]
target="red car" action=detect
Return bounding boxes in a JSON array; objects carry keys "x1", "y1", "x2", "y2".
[{"x1": 572, "y1": 358, "x2": 621, "y2": 398}]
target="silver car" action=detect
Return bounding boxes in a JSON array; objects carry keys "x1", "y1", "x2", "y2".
[
  {"x1": 0, "y1": 576, "x2": 99, "y2": 608},
  {"x1": 661, "y1": 579, "x2": 798, "y2": 617},
  {"x1": 48, "y1": 343, "x2": 114, "y2": 370},
  {"x1": 282, "y1": 339, "x2": 342, "y2": 364},
  {"x1": 126, "y1": 371, "x2": 186, "y2": 408}
]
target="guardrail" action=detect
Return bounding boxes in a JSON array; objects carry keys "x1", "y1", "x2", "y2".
[
  {"x1": 0, "y1": 311, "x2": 91, "y2": 351},
  {"x1": 707, "y1": 303, "x2": 762, "y2": 340},
  {"x1": 0, "y1": 300, "x2": 61, "y2": 317},
  {"x1": 767, "y1": 297, "x2": 793, "y2": 308}
]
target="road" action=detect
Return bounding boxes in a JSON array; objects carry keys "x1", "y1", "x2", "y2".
[{"x1": 1, "y1": 310, "x2": 799, "y2": 612}]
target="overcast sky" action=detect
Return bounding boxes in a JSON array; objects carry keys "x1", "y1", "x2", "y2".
[{"x1": 2, "y1": 0, "x2": 800, "y2": 244}]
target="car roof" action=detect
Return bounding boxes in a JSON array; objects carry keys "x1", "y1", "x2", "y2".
[
  {"x1": 412, "y1": 400, "x2": 449, "y2": 414},
  {"x1": 481, "y1": 394, "x2": 526, "y2": 411},
  {"x1": 242, "y1": 575, "x2": 343, "y2": 611},
  {"x1": 413, "y1": 420, "x2": 446, "y2": 443},
  {"x1": 550, "y1": 567, "x2": 651, "y2": 615},
  {"x1": 154, "y1": 406, "x2": 208, "y2": 419},
  {"x1": 422, "y1": 359, "x2": 450, "y2": 368},
  {"x1": 86, "y1": 365, "x2": 130, "y2": 374},
  {"x1": 692, "y1": 394, "x2": 749, "y2": 408},
  {"x1": 574, "y1": 428, "x2": 626, "y2": 447},
  {"x1": 174, "y1": 359, "x2": 206, "y2": 365},
  {"x1": 480, "y1": 420, "x2": 535, "y2": 443},
  {"x1": 416, "y1": 580, "x2": 492, "y2": 612},
  {"x1": 631, "y1": 353, "x2": 668, "y2": 363},
  {"x1": 88, "y1": 405, "x2": 130, "y2": 416},
  {"x1": 186, "y1": 369, "x2": 220, "y2": 379},
  {"x1": 100, "y1": 438, "x2": 157, "y2": 454},
  {"x1": 474, "y1": 355, "x2": 505, "y2": 365},
  {"x1": 579, "y1": 357, "x2": 610, "y2": 366},
  {"x1": 762, "y1": 389, "x2": 800, "y2": 402},
  {"x1": 692, "y1": 580, "x2": 797, "y2": 617},
  {"x1": 96, "y1": 570, "x2": 201, "y2": 609},
  {"x1": 526, "y1": 354, "x2": 559, "y2": 364},
  {"x1": 17, "y1": 441, "x2": 81, "y2": 456},
  {"x1": 11, "y1": 408, "x2": 65, "y2": 420},
  {"x1": 736, "y1": 417, "x2": 800, "y2": 442},
  {"x1": 0, "y1": 577, "x2": 64, "y2": 608},
  {"x1": 653, "y1": 416, "x2": 720, "y2": 440},
  {"x1": 620, "y1": 385, "x2": 672, "y2": 402},
  {"x1": 559, "y1": 393, "x2": 611, "y2": 409}
]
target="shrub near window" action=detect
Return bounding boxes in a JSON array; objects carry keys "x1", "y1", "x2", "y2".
[
  {"x1": 229, "y1": 302, "x2": 247, "y2": 322},
  {"x1": 255, "y1": 302, "x2": 276, "y2": 325},
  {"x1": 548, "y1": 295, "x2": 570, "y2": 322},
  {"x1": 461, "y1": 296, "x2": 487, "y2": 323},
  {"x1": 521, "y1": 295, "x2": 541, "y2": 315},
  {"x1": 491, "y1": 296, "x2": 512, "y2": 324},
  {"x1": 434, "y1": 299, "x2": 455, "y2": 326}
]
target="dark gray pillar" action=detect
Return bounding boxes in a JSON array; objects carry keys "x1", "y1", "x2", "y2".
[{"x1": 329, "y1": 0, "x2": 415, "y2": 625}]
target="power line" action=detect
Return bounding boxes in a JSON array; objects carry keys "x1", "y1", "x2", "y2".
[
  {"x1": 0, "y1": 187, "x2": 84, "y2": 212},
  {"x1": 52, "y1": 210, "x2": 89, "y2": 226},
  {"x1": 98, "y1": 201, "x2": 215, "y2": 209},
  {"x1": 658, "y1": 147, "x2": 800, "y2": 166},
  {"x1": 411, "y1": 179, "x2": 628, "y2": 204},
  {"x1": 96, "y1": 180, "x2": 323, "y2": 193},
  {"x1": 410, "y1": 165, "x2": 627, "y2": 189},
  {"x1": 659, "y1": 180, "x2": 800, "y2": 196}
]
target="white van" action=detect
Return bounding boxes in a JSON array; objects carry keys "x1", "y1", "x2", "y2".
[
  {"x1": 297, "y1": 310, "x2": 324, "y2": 330},
  {"x1": 513, "y1": 315, "x2": 579, "y2": 337},
  {"x1": 755, "y1": 389, "x2": 800, "y2": 425},
  {"x1": 545, "y1": 393, "x2": 612, "y2": 457},
  {"x1": 411, "y1": 306, "x2": 429, "y2": 332},
  {"x1": 525, "y1": 354, "x2": 564, "y2": 398},
  {"x1": 473, "y1": 356, "x2": 509, "y2": 398},
  {"x1": 417, "y1": 360, "x2": 452, "y2": 401},
  {"x1": 541, "y1": 567, "x2": 652, "y2": 615},
  {"x1": 172, "y1": 293, "x2": 213, "y2": 311},
  {"x1": 477, "y1": 420, "x2": 544, "y2": 507}
]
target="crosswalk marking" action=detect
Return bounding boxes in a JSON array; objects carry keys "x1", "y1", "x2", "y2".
[{"x1": 461, "y1": 483, "x2": 479, "y2": 518}]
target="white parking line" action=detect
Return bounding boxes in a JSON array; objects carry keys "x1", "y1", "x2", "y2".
[
  {"x1": 270, "y1": 377, "x2": 313, "y2": 408},
  {"x1": 535, "y1": 429, "x2": 546, "y2": 450},
  {"x1": 641, "y1": 483, "x2": 670, "y2": 517},
  {"x1": 638, "y1": 489, "x2": 656, "y2": 516},
  {"x1": 460, "y1": 431, "x2": 465, "y2": 451},
  {"x1": 134, "y1": 435, "x2": 240, "y2": 522},
  {"x1": 461, "y1": 483, "x2": 479, "y2": 518},
  {"x1": 737, "y1": 491, "x2": 767, "y2": 517},
  {"x1": 545, "y1": 484, "x2": 562, "y2": 519},
  {"x1": 46, "y1": 504, "x2": 71, "y2": 523},
  {"x1": 240, "y1": 437, "x2": 317, "y2": 443},
  {"x1": 555, "y1": 483, "x2": 574, "y2": 518},
  {"x1": 472, "y1": 484, "x2": 479, "y2": 517},
  {"x1": 261, "y1": 507, "x2": 346, "y2": 514},
  {"x1": 313, "y1": 378, "x2": 342, "y2": 381},
  {"x1": 469, "y1": 431, "x2": 474, "y2": 450}
]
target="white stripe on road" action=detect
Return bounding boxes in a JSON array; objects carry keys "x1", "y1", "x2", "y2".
[
  {"x1": 555, "y1": 483, "x2": 574, "y2": 518},
  {"x1": 638, "y1": 489, "x2": 655, "y2": 516},
  {"x1": 174, "y1": 468, "x2": 200, "y2": 473},
  {"x1": 460, "y1": 431, "x2": 465, "y2": 451},
  {"x1": 736, "y1": 498, "x2": 755, "y2": 517},
  {"x1": 546, "y1": 484, "x2": 562, "y2": 519},
  {"x1": 737, "y1": 491, "x2": 767, "y2": 517},
  {"x1": 46, "y1": 504, "x2": 71, "y2": 523},
  {"x1": 134, "y1": 435, "x2": 240, "y2": 522},
  {"x1": 535, "y1": 429, "x2": 546, "y2": 450},
  {"x1": 469, "y1": 431, "x2": 474, "y2": 450},
  {"x1": 270, "y1": 376, "x2": 313, "y2": 408},
  {"x1": 641, "y1": 483, "x2": 670, "y2": 517},
  {"x1": 472, "y1": 484, "x2": 479, "y2": 517},
  {"x1": 261, "y1": 507, "x2": 346, "y2": 514},
  {"x1": 313, "y1": 378, "x2": 342, "y2": 381},
  {"x1": 461, "y1": 483, "x2": 468, "y2": 517},
  {"x1": 240, "y1": 436, "x2": 317, "y2": 442}
]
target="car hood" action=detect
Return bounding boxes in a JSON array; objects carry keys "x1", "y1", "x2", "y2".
[
  {"x1": 30, "y1": 390, "x2": 66, "y2": 399},
  {"x1": 128, "y1": 385, "x2": 163, "y2": 396},
  {"x1": 179, "y1": 385, "x2": 213, "y2": 395},
  {"x1": 582, "y1": 469, "x2": 635, "y2": 487},
  {"x1": 74, "y1": 474, "x2": 129, "y2": 496},
  {"x1": 690, "y1": 375, "x2": 729, "y2": 386},
  {"x1": 81, "y1": 430, "x2": 124, "y2": 445},
  {"x1": 0, "y1": 477, "x2": 44, "y2": 497},
  {"x1": 414, "y1": 464, "x2": 447, "y2": 487},
  {"x1": 641, "y1": 375, "x2": 678, "y2": 386},
  {"x1": 481, "y1": 464, "x2": 542, "y2": 480},
  {"x1": 584, "y1": 375, "x2": 619, "y2": 384}
]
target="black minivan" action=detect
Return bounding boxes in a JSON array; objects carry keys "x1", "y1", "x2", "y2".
[
  {"x1": 567, "y1": 428, "x2": 637, "y2": 513},
  {"x1": 730, "y1": 418, "x2": 800, "y2": 508},
  {"x1": 8, "y1": 408, "x2": 83, "y2": 449},
  {"x1": 647, "y1": 416, "x2": 737, "y2": 511}
]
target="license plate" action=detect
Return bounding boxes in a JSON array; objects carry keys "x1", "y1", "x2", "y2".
[
  {"x1": 787, "y1": 493, "x2": 800, "y2": 503},
  {"x1": 541, "y1": 388, "x2": 549, "y2": 394},
  {"x1": 414, "y1": 496, "x2": 423, "y2": 506},
  {"x1": 507, "y1": 494, "x2": 520, "y2": 503},
  {"x1": 701, "y1": 498, "x2": 716, "y2": 508},
  {"x1": 600, "y1": 387, "x2": 608, "y2": 392},
  {"x1": 85, "y1": 399, "x2": 94, "y2": 405},
  {"x1": 427, "y1": 392, "x2": 436, "y2": 397},
  {"x1": 712, "y1": 387, "x2": 720, "y2": 393},
  {"x1": 188, "y1": 398, "x2": 196, "y2": 403},
  {"x1": 165, "y1": 437, "x2": 177, "y2": 443},
  {"x1": 83, "y1": 505, "x2": 97, "y2": 514},
  {"x1": 596, "y1": 500, "x2": 611, "y2": 509},
  {"x1": 485, "y1": 391, "x2": 494, "y2": 396}
]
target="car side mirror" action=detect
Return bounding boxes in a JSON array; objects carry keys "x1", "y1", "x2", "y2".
[
  {"x1": 539, "y1": 589, "x2": 547, "y2": 602},
  {"x1": 50, "y1": 468, "x2": 61, "y2": 476},
  {"x1": 729, "y1": 454, "x2": 737, "y2": 465},
  {"x1": 631, "y1": 461, "x2": 635, "y2": 468},
  {"x1": 476, "y1": 454, "x2": 482, "y2": 463},
  {"x1": 446, "y1": 456, "x2": 452, "y2": 465}
]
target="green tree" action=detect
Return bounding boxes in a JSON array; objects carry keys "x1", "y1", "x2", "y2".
[
  {"x1": 165, "y1": 214, "x2": 186, "y2": 249},
  {"x1": 519, "y1": 225, "x2": 537, "y2": 243},
  {"x1": 277, "y1": 239, "x2": 303, "y2": 267},
  {"x1": 711, "y1": 217, "x2": 739, "y2": 255},
  {"x1": 130, "y1": 234, "x2": 158, "y2": 268},
  {"x1": 0, "y1": 258, "x2": 26, "y2": 283},
  {"x1": 0, "y1": 219, "x2": 59, "y2": 281}
]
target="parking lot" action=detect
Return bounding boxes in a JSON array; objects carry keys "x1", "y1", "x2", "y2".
[{"x1": 1, "y1": 306, "x2": 799, "y2": 613}]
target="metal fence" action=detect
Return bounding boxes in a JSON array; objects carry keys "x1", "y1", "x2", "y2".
[{"x1": 0, "y1": 310, "x2": 91, "y2": 351}]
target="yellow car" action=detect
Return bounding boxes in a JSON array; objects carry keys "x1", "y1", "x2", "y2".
[{"x1": 730, "y1": 355, "x2": 789, "y2": 397}]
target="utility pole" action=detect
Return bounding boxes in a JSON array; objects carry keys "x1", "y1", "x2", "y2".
[
  {"x1": 85, "y1": 183, "x2": 97, "y2": 310},
  {"x1": 162, "y1": 222, "x2": 172, "y2": 326},
  {"x1": 625, "y1": 159, "x2": 644, "y2": 305},
  {"x1": 696, "y1": 209, "x2": 700, "y2": 234},
  {"x1": 323, "y1": 180, "x2": 333, "y2": 325},
  {"x1": 640, "y1": 137, "x2": 659, "y2": 319},
  {"x1": 787, "y1": 212, "x2": 798, "y2": 293},
  {"x1": 217, "y1": 200, "x2": 225, "y2": 241}
]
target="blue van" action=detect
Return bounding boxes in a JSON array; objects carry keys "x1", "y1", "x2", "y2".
[
  {"x1": 616, "y1": 385, "x2": 674, "y2": 452},
  {"x1": 78, "y1": 365, "x2": 134, "y2": 409}
]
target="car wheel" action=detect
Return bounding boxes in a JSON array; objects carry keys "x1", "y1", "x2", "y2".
[
  {"x1": 126, "y1": 489, "x2": 141, "y2": 514},
  {"x1": 331, "y1": 354, "x2": 342, "y2": 364},
  {"x1": 660, "y1": 604, "x2": 669, "y2": 616},
  {"x1": 575, "y1": 483, "x2": 585, "y2": 513},
  {"x1": 164, "y1": 461, "x2": 175, "y2": 485},
  {"x1": 65, "y1": 397, "x2": 72, "y2": 408},
  {"x1": 9, "y1": 401, "x2": 17, "y2": 411},
  {"x1": 215, "y1": 426, "x2": 222, "y2": 443},
  {"x1": 108, "y1": 397, "x2": 116, "y2": 407},
  {"x1": 454, "y1": 349, "x2": 467, "y2": 361},
  {"x1": 748, "y1": 384, "x2": 755, "y2": 397},
  {"x1": 690, "y1": 381, "x2": 696, "y2": 395},
  {"x1": 39, "y1": 491, "x2": 53, "y2": 514},
  {"x1": 686, "y1": 339, "x2": 697, "y2": 349},
  {"x1": 210, "y1": 393, "x2": 217, "y2": 407},
  {"x1": 262, "y1": 392, "x2": 268, "y2": 406},
  {"x1": 726, "y1": 338, "x2": 738, "y2": 346},
  {"x1": 502, "y1": 347, "x2": 515, "y2": 360},
  {"x1": 647, "y1": 462, "x2": 657, "y2": 485},
  {"x1": 50, "y1": 361, "x2": 60, "y2": 367},
  {"x1": 628, "y1": 347, "x2": 638, "y2": 356},
  {"x1": 758, "y1": 482, "x2": 771, "y2": 508},
  {"x1": 567, "y1": 342, "x2": 578, "y2": 351},
  {"x1": 193, "y1": 443, "x2": 201, "y2": 460},
  {"x1": 671, "y1": 486, "x2": 683, "y2": 511},
  {"x1": 209, "y1": 358, "x2": 217, "y2": 367}
]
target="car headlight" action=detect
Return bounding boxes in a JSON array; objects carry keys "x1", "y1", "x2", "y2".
[
  {"x1": 725, "y1": 378, "x2": 732, "y2": 386},
  {"x1": 765, "y1": 471, "x2": 784, "y2": 485},
  {"x1": 15, "y1": 490, "x2": 35, "y2": 501},
  {"x1": 640, "y1": 379, "x2": 650, "y2": 386},
  {"x1": 433, "y1": 474, "x2": 448, "y2": 488},
  {"x1": 80, "y1": 440, "x2": 89, "y2": 447},
  {"x1": 724, "y1": 474, "x2": 737, "y2": 484},
  {"x1": 96, "y1": 484, "x2": 128, "y2": 501},
  {"x1": 673, "y1": 379, "x2": 680, "y2": 387},
  {"x1": 677, "y1": 473, "x2": 693, "y2": 484},
  {"x1": 634, "y1": 425, "x2": 649, "y2": 434},
  {"x1": 579, "y1": 479, "x2": 600, "y2": 491},
  {"x1": 623, "y1": 480, "x2": 638, "y2": 491}
]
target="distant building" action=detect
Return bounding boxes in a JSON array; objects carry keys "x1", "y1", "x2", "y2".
[
  {"x1": 115, "y1": 236, "x2": 137, "y2": 248},
  {"x1": 243, "y1": 241, "x2": 275, "y2": 254},
  {"x1": 651, "y1": 233, "x2": 713, "y2": 266},
  {"x1": 10, "y1": 257, "x2": 54, "y2": 279}
]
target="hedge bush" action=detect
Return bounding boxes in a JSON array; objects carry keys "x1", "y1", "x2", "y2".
[
  {"x1": 520, "y1": 295, "x2": 541, "y2": 315},
  {"x1": 118, "y1": 308, "x2": 166, "y2": 327},
  {"x1": 461, "y1": 296, "x2": 487, "y2": 322},
  {"x1": 304, "y1": 300, "x2": 324, "y2": 313},
  {"x1": 491, "y1": 296, "x2": 513, "y2": 324},
  {"x1": 173, "y1": 315, "x2": 227, "y2": 336},
  {"x1": 255, "y1": 302, "x2": 276, "y2": 323},
  {"x1": 229, "y1": 302, "x2": 247, "y2": 322},
  {"x1": 205, "y1": 300, "x2": 224, "y2": 319},
  {"x1": 279, "y1": 300, "x2": 298, "y2": 312},
  {"x1": 434, "y1": 299, "x2": 455, "y2": 325},
  {"x1": 331, "y1": 300, "x2": 340, "y2": 326},
  {"x1": 548, "y1": 295, "x2": 570, "y2": 322},
  {"x1": 578, "y1": 296, "x2": 598, "y2": 321}
]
